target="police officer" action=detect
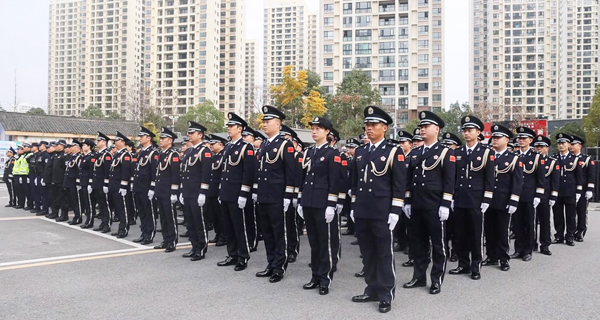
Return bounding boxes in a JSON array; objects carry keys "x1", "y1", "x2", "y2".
[
  {"x1": 342, "y1": 138, "x2": 359, "y2": 236},
  {"x1": 448, "y1": 116, "x2": 494, "y2": 281},
  {"x1": 79, "y1": 139, "x2": 95, "y2": 228},
  {"x1": 217, "y1": 113, "x2": 256, "y2": 270},
  {"x1": 482, "y1": 125, "x2": 522, "y2": 272},
  {"x1": 533, "y1": 135, "x2": 558, "y2": 255},
  {"x1": 108, "y1": 132, "x2": 133, "y2": 238},
  {"x1": 125, "y1": 140, "x2": 137, "y2": 225},
  {"x1": 297, "y1": 116, "x2": 340, "y2": 296},
  {"x1": 553, "y1": 133, "x2": 583, "y2": 246},
  {"x1": 570, "y1": 135, "x2": 596, "y2": 241},
  {"x1": 50, "y1": 140, "x2": 69, "y2": 221},
  {"x1": 131, "y1": 127, "x2": 158, "y2": 244},
  {"x1": 280, "y1": 124, "x2": 301, "y2": 263},
  {"x1": 207, "y1": 134, "x2": 228, "y2": 246},
  {"x1": 151, "y1": 127, "x2": 181, "y2": 253},
  {"x1": 350, "y1": 106, "x2": 405, "y2": 313},
  {"x1": 42, "y1": 143, "x2": 55, "y2": 218},
  {"x1": 3, "y1": 147, "x2": 16, "y2": 207},
  {"x1": 254, "y1": 105, "x2": 297, "y2": 283},
  {"x1": 64, "y1": 140, "x2": 83, "y2": 225},
  {"x1": 91, "y1": 132, "x2": 113, "y2": 233},
  {"x1": 412, "y1": 128, "x2": 424, "y2": 148},
  {"x1": 403, "y1": 111, "x2": 455, "y2": 295},
  {"x1": 33, "y1": 142, "x2": 50, "y2": 215},
  {"x1": 441, "y1": 132, "x2": 462, "y2": 262},
  {"x1": 242, "y1": 127, "x2": 260, "y2": 251},
  {"x1": 13, "y1": 145, "x2": 29, "y2": 209},
  {"x1": 27, "y1": 143, "x2": 40, "y2": 213},
  {"x1": 328, "y1": 128, "x2": 345, "y2": 270},
  {"x1": 394, "y1": 131, "x2": 412, "y2": 257}
]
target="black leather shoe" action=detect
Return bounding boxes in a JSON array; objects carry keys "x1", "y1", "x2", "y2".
[
  {"x1": 450, "y1": 254, "x2": 458, "y2": 262},
  {"x1": 342, "y1": 229, "x2": 354, "y2": 236},
  {"x1": 303, "y1": 282, "x2": 319, "y2": 290},
  {"x1": 319, "y1": 286, "x2": 329, "y2": 295},
  {"x1": 92, "y1": 224, "x2": 104, "y2": 232},
  {"x1": 288, "y1": 254, "x2": 297, "y2": 263},
  {"x1": 215, "y1": 241, "x2": 227, "y2": 247},
  {"x1": 24, "y1": 206, "x2": 33, "y2": 211},
  {"x1": 100, "y1": 226, "x2": 111, "y2": 233},
  {"x1": 234, "y1": 262, "x2": 247, "y2": 271},
  {"x1": 55, "y1": 216, "x2": 68, "y2": 222},
  {"x1": 401, "y1": 259, "x2": 414, "y2": 267},
  {"x1": 379, "y1": 301, "x2": 391, "y2": 313},
  {"x1": 403, "y1": 279, "x2": 426, "y2": 289},
  {"x1": 128, "y1": 220, "x2": 136, "y2": 226},
  {"x1": 208, "y1": 238, "x2": 217, "y2": 244},
  {"x1": 141, "y1": 239, "x2": 153, "y2": 245},
  {"x1": 482, "y1": 258, "x2": 499, "y2": 266},
  {"x1": 250, "y1": 246, "x2": 258, "y2": 252},
  {"x1": 182, "y1": 250, "x2": 195, "y2": 258},
  {"x1": 15, "y1": 206, "x2": 24, "y2": 209},
  {"x1": 256, "y1": 268, "x2": 273, "y2": 277},
  {"x1": 116, "y1": 232, "x2": 128, "y2": 239},
  {"x1": 575, "y1": 237, "x2": 584, "y2": 242},
  {"x1": 4, "y1": 204, "x2": 12, "y2": 207},
  {"x1": 165, "y1": 244, "x2": 176, "y2": 253},
  {"x1": 429, "y1": 283, "x2": 441, "y2": 294},
  {"x1": 180, "y1": 231, "x2": 189, "y2": 238},
  {"x1": 191, "y1": 254, "x2": 205, "y2": 261},
  {"x1": 540, "y1": 247, "x2": 552, "y2": 255},
  {"x1": 471, "y1": 272, "x2": 481, "y2": 280},
  {"x1": 522, "y1": 254, "x2": 532, "y2": 261},
  {"x1": 500, "y1": 260, "x2": 510, "y2": 271},
  {"x1": 533, "y1": 244, "x2": 539, "y2": 252},
  {"x1": 449, "y1": 266, "x2": 470, "y2": 275},
  {"x1": 111, "y1": 231, "x2": 119, "y2": 236},
  {"x1": 351, "y1": 294, "x2": 378, "y2": 302},
  {"x1": 35, "y1": 211, "x2": 46, "y2": 216},
  {"x1": 132, "y1": 237, "x2": 145, "y2": 243},
  {"x1": 217, "y1": 257, "x2": 236, "y2": 267},
  {"x1": 510, "y1": 252, "x2": 524, "y2": 259},
  {"x1": 30, "y1": 209, "x2": 39, "y2": 213},
  {"x1": 269, "y1": 273, "x2": 284, "y2": 283},
  {"x1": 154, "y1": 242, "x2": 167, "y2": 250},
  {"x1": 566, "y1": 240, "x2": 575, "y2": 246},
  {"x1": 355, "y1": 270, "x2": 365, "y2": 277},
  {"x1": 351, "y1": 240, "x2": 359, "y2": 245},
  {"x1": 553, "y1": 238, "x2": 564, "y2": 244},
  {"x1": 68, "y1": 218, "x2": 82, "y2": 225},
  {"x1": 47, "y1": 213, "x2": 58, "y2": 219},
  {"x1": 80, "y1": 223, "x2": 93, "y2": 229}
]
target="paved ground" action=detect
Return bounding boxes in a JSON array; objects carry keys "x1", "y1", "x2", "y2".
[{"x1": 1, "y1": 184, "x2": 600, "y2": 319}]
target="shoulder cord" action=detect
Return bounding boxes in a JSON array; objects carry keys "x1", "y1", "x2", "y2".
[
  {"x1": 138, "y1": 149, "x2": 154, "y2": 167},
  {"x1": 364, "y1": 147, "x2": 398, "y2": 182},
  {"x1": 111, "y1": 151, "x2": 127, "y2": 169},
  {"x1": 545, "y1": 159, "x2": 555, "y2": 177},
  {"x1": 422, "y1": 147, "x2": 448, "y2": 171},
  {"x1": 95, "y1": 151, "x2": 105, "y2": 168},
  {"x1": 68, "y1": 154, "x2": 81, "y2": 168},
  {"x1": 159, "y1": 151, "x2": 173, "y2": 171},
  {"x1": 564, "y1": 156, "x2": 579, "y2": 172},
  {"x1": 302, "y1": 149, "x2": 311, "y2": 172},
  {"x1": 265, "y1": 140, "x2": 287, "y2": 165},
  {"x1": 523, "y1": 153, "x2": 540, "y2": 175},
  {"x1": 496, "y1": 155, "x2": 518, "y2": 176},
  {"x1": 187, "y1": 146, "x2": 204, "y2": 167},
  {"x1": 470, "y1": 148, "x2": 490, "y2": 172},
  {"x1": 228, "y1": 144, "x2": 247, "y2": 167}
]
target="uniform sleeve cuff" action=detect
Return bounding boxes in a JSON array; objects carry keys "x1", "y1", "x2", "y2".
[
  {"x1": 151, "y1": 181, "x2": 156, "y2": 187},
  {"x1": 171, "y1": 184, "x2": 179, "y2": 190},
  {"x1": 484, "y1": 191, "x2": 493, "y2": 199},
  {"x1": 442, "y1": 193, "x2": 453, "y2": 201},
  {"x1": 201, "y1": 183, "x2": 209, "y2": 190},
  {"x1": 285, "y1": 186, "x2": 294, "y2": 193},
  {"x1": 338, "y1": 193, "x2": 346, "y2": 199},
  {"x1": 241, "y1": 185, "x2": 251, "y2": 192},
  {"x1": 327, "y1": 194, "x2": 338, "y2": 202},
  {"x1": 104, "y1": 179, "x2": 109, "y2": 184},
  {"x1": 405, "y1": 191, "x2": 411, "y2": 198},
  {"x1": 588, "y1": 183, "x2": 595, "y2": 188},
  {"x1": 536, "y1": 188, "x2": 544, "y2": 194},
  {"x1": 551, "y1": 191, "x2": 558, "y2": 197},
  {"x1": 121, "y1": 180, "x2": 128, "y2": 186},
  {"x1": 392, "y1": 198, "x2": 404, "y2": 207},
  {"x1": 510, "y1": 194, "x2": 520, "y2": 202}
]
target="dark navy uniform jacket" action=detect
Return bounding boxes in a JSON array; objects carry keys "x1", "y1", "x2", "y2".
[
  {"x1": 63, "y1": 152, "x2": 81, "y2": 189},
  {"x1": 78, "y1": 152, "x2": 94, "y2": 188},
  {"x1": 132, "y1": 145, "x2": 158, "y2": 193},
  {"x1": 92, "y1": 148, "x2": 112, "y2": 189},
  {"x1": 454, "y1": 143, "x2": 495, "y2": 209},
  {"x1": 336, "y1": 152, "x2": 349, "y2": 207},
  {"x1": 541, "y1": 154, "x2": 559, "y2": 202},
  {"x1": 3, "y1": 157, "x2": 15, "y2": 182},
  {"x1": 555, "y1": 153, "x2": 583, "y2": 203},
  {"x1": 490, "y1": 149, "x2": 523, "y2": 210},
  {"x1": 351, "y1": 139, "x2": 406, "y2": 219},
  {"x1": 35, "y1": 152, "x2": 49, "y2": 177},
  {"x1": 255, "y1": 134, "x2": 297, "y2": 203},
  {"x1": 51, "y1": 151, "x2": 67, "y2": 185},
  {"x1": 208, "y1": 150, "x2": 223, "y2": 198},
  {"x1": 299, "y1": 144, "x2": 341, "y2": 209},
  {"x1": 575, "y1": 153, "x2": 596, "y2": 194},
  {"x1": 43, "y1": 152, "x2": 54, "y2": 184},
  {"x1": 405, "y1": 141, "x2": 455, "y2": 210},
  {"x1": 151, "y1": 148, "x2": 180, "y2": 196},
  {"x1": 220, "y1": 139, "x2": 255, "y2": 202},
  {"x1": 516, "y1": 148, "x2": 545, "y2": 203},
  {"x1": 181, "y1": 143, "x2": 212, "y2": 198},
  {"x1": 108, "y1": 148, "x2": 132, "y2": 192}
]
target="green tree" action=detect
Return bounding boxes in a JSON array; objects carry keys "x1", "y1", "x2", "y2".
[
  {"x1": 582, "y1": 84, "x2": 600, "y2": 147},
  {"x1": 437, "y1": 101, "x2": 472, "y2": 142},
  {"x1": 140, "y1": 109, "x2": 168, "y2": 144},
  {"x1": 551, "y1": 122, "x2": 586, "y2": 153},
  {"x1": 26, "y1": 107, "x2": 46, "y2": 115},
  {"x1": 81, "y1": 105, "x2": 105, "y2": 118},
  {"x1": 326, "y1": 69, "x2": 381, "y2": 138},
  {"x1": 305, "y1": 70, "x2": 325, "y2": 96},
  {"x1": 402, "y1": 119, "x2": 421, "y2": 137},
  {"x1": 175, "y1": 100, "x2": 225, "y2": 134},
  {"x1": 106, "y1": 111, "x2": 125, "y2": 120}
]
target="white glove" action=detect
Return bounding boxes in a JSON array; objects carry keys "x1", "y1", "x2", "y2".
[
  {"x1": 77, "y1": 185, "x2": 81, "y2": 191},
  {"x1": 87, "y1": 185, "x2": 92, "y2": 194},
  {"x1": 403, "y1": 204, "x2": 412, "y2": 219},
  {"x1": 179, "y1": 194, "x2": 184, "y2": 205},
  {"x1": 119, "y1": 188, "x2": 127, "y2": 197},
  {"x1": 507, "y1": 205, "x2": 517, "y2": 214},
  {"x1": 292, "y1": 198, "x2": 298, "y2": 208},
  {"x1": 439, "y1": 206, "x2": 450, "y2": 221},
  {"x1": 252, "y1": 193, "x2": 257, "y2": 202},
  {"x1": 450, "y1": 200, "x2": 454, "y2": 211},
  {"x1": 198, "y1": 193, "x2": 206, "y2": 207},
  {"x1": 148, "y1": 190, "x2": 155, "y2": 200},
  {"x1": 350, "y1": 210, "x2": 355, "y2": 222},
  {"x1": 549, "y1": 199, "x2": 556, "y2": 207},
  {"x1": 336, "y1": 203, "x2": 343, "y2": 214},
  {"x1": 27, "y1": 178, "x2": 30, "y2": 184},
  {"x1": 103, "y1": 186, "x2": 109, "y2": 194},
  {"x1": 325, "y1": 206, "x2": 335, "y2": 223},
  {"x1": 218, "y1": 197, "x2": 221, "y2": 204},
  {"x1": 130, "y1": 184, "x2": 134, "y2": 191},
  {"x1": 297, "y1": 205, "x2": 304, "y2": 219},
  {"x1": 481, "y1": 203, "x2": 490, "y2": 214},
  {"x1": 41, "y1": 179, "x2": 46, "y2": 187},
  {"x1": 533, "y1": 197, "x2": 540, "y2": 208},
  {"x1": 348, "y1": 189, "x2": 352, "y2": 197},
  {"x1": 19, "y1": 177, "x2": 22, "y2": 184},
  {"x1": 283, "y1": 198, "x2": 291, "y2": 212},
  {"x1": 586, "y1": 191, "x2": 593, "y2": 200},
  {"x1": 238, "y1": 196, "x2": 247, "y2": 209},
  {"x1": 170, "y1": 194, "x2": 177, "y2": 204},
  {"x1": 576, "y1": 194, "x2": 581, "y2": 203},
  {"x1": 34, "y1": 179, "x2": 37, "y2": 186},
  {"x1": 388, "y1": 213, "x2": 399, "y2": 231}
]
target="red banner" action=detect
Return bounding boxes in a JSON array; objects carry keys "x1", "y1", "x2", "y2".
[{"x1": 520, "y1": 120, "x2": 547, "y2": 136}]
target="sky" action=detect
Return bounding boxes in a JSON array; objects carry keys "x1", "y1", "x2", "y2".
[{"x1": 0, "y1": 0, "x2": 469, "y2": 111}]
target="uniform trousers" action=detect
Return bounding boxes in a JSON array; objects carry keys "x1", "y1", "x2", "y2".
[
  {"x1": 157, "y1": 195, "x2": 178, "y2": 245},
  {"x1": 67, "y1": 186, "x2": 82, "y2": 219},
  {"x1": 256, "y1": 202, "x2": 288, "y2": 274},
  {"x1": 286, "y1": 205, "x2": 299, "y2": 257},
  {"x1": 304, "y1": 207, "x2": 335, "y2": 288},
  {"x1": 576, "y1": 197, "x2": 589, "y2": 238},
  {"x1": 125, "y1": 192, "x2": 135, "y2": 224},
  {"x1": 50, "y1": 183, "x2": 69, "y2": 215},
  {"x1": 79, "y1": 188, "x2": 91, "y2": 222},
  {"x1": 33, "y1": 175, "x2": 42, "y2": 210},
  {"x1": 514, "y1": 202, "x2": 535, "y2": 255},
  {"x1": 6, "y1": 179, "x2": 15, "y2": 206},
  {"x1": 553, "y1": 197, "x2": 577, "y2": 241},
  {"x1": 95, "y1": 189, "x2": 110, "y2": 226},
  {"x1": 134, "y1": 191, "x2": 154, "y2": 240},
  {"x1": 27, "y1": 174, "x2": 35, "y2": 208},
  {"x1": 109, "y1": 191, "x2": 129, "y2": 232},
  {"x1": 244, "y1": 200, "x2": 258, "y2": 250},
  {"x1": 535, "y1": 201, "x2": 552, "y2": 249},
  {"x1": 331, "y1": 212, "x2": 341, "y2": 268},
  {"x1": 411, "y1": 209, "x2": 447, "y2": 285},
  {"x1": 220, "y1": 201, "x2": 250, "y2": 263},
  {"x1": 484, "y1": 208, "x2": 511, "y2": 262},
  {"x1": 39, "y1": 178, "x2": 50, "y2": 214},
  {"x1": 184, "y1": 195, "x2": 208, "y2": 256},
  {"x1": 454, "y1": 207, "x2": 483, "y2": 272},
  {"x1": 355, "y1": 217, "x2": 395, "y2": 301},
  {"x1": 206, "y1": 196, "x2": 225, "y2": 242},
  {"x1": 14, "y1": 176, "x2": 27, "y2": 207}
]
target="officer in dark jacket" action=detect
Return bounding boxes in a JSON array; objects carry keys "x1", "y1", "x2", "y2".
[
  {"x1": 151, "y1": 127, "x2": 181, "y2": 253},
  {"x1": 328, "y1": 128, "x2": 344, "y2": 270},
  {"x1": 570, "y1": 135, "x2": 596, "y2": 241},
  {"x1": 91, "y1": 132, "x2": 113, "y2": 233},
  {"x1": 533, "y1": 135, "x2": 559, "y2": 255},
  {"x1": 483, "y1": 125, "x2": 522, "y2": 272},
  {"x1": 50, "y1": 140, "x2": 69, "y2": 221},
  {"x1": 3, "y1": 147, "x2": 16, "y2": 207},
  {"x1": 207, "y1": 134, "x2": 227, "y2": 246},
  {"x1": 342, "y1": 138, "x2": 359, "y2": 236},
  {"x1": 395, "y1": 131, "x2": 413, "y2": 260},
  {"x1": 33, "y1": 142, "x2": 50, "y2": 215},
  {"x1": 125, "y1": 140, "x2": 137, "y2": 225},
  {"x1": 440, "y1": 132, "x2": 462, "y2": 263},
  {"x1": 64, "y1": 140, "x2": 83, "y2": 225},
  {"x1": 79, "y1": 139, "x2": 95, "y2": 228},
  {"x1": 131, "y1": 127, "x2": 158, "y2": 244},
  {"x1": 42, "y1": 143, "x2": 55, "y2": 217},
  {"x1": 242, "y1": 127, "x2": 260, "y2": 250},
  {"x1": 27, "y1": 143, "x2": 38, "y2": 211},
  {"x1": 108, "y1": 132, "x2": 133, "y2": 238},
  {"x1": 403, "y1": 111, "x2": 454, "y2": 295},
  {"x1": 553, "y1": 133, "x2": 583, "y2": 246},
  {"x1": 449, "y1": 116, "x2": 494, "y2": 280},
  {"x1": 280, "y1": 124, "x2": 301, "y2": 263}
]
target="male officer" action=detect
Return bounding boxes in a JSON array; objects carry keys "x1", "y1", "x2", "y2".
[
  {"x1": 395, "y1": 131, "x2": 413, "y2": 256},
  {"x1": 533, "y1": 135, "x2": 559, "y2": 255},
  {"x1": 242, "y1": 127, "x2": 260, "y2": 250},
  {"x1": 108, "y1": 132, "x2": 133, "y2": 238},
  {"x1": 42, "y1": 143, "x2": 55, "y2": 218},
  {"x1": 328, "y1": 128, "x2": 346, "y2": 270},
  {"x1": 217, "y1": 113, "x2": 256, "y2": 270},
  {"x1": 91, "y1": 132, "x2": 113, "y2": 233},
  {"x1": 511, "y1": 127, "x2": 545, "y2": 261},
  {"x1": 207, "y1": 134, "x2": 227, "y2": 247},
  {"x1": 50, "y1": 140, "x2": 69, "y2": 221},
  {"x1": 13, "y1": 145, "x2": 29, "y2": 209},
  {"x1": 403, "y1": 111, "x2": 455, "y2": 295},
  {"x1": 449, "y1": 116, "x2": 494, "y2": 280},
  {"x1": 131, "y1": 127, "x2": 158, "y2": 244},
  {"x1": 279, "y1": 124, "x2": 302, "y2": 263},
  {"x1": 27, "y1": 143, "x2": 39, "y2": 212},
  {"x1": 570, "y1": 135, "x2": 595, "y2": 241},
  {"x1": 180, "y1": 121, "x2": 212, "y2": 261},
  {"x1": 342, "y1": 138, "x2": 360, "y2": 236},
  {"x1": 441, "y1": 132, "x2": 462, "y2": 262},
  {"x1": 33, "y1": 142, "x2": 50, "y2": 215},
  {"x1": 4, "y1": 147, "x2": 16, "y2": 207},
  {"x1": 79, "y1": 139, "x2": 96, "y2": 228},
  {"x1": 553, "y1": 133, "x2": 583, "y2": 246},
  {"x1": 412, "y1": 128, "x2": 424, "y2": 148},
  {"x1": 350, "y1": 106, "x2": 405, "y2": 313},
  {"x1": 125, "y1": 140, "x2": 137, "y2": 225},
  {"x1": 151, "y1": 127, "x2": 181, "y2": 253},
  {"x1": 64, "y1": 140, "x2": 83, "y2": 225},
  {"x1": 254, "y1": 105, "x2": 297, "y2": 283},
  {"x1": 483, "y1": 125, "x2": 522, "y2": 272},
  {"x1": 442, "y1": 132, "x2": 462, "y2": 149}
]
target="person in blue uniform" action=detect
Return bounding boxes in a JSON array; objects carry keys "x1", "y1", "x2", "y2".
[
  {"x1": 253, "y1": 105, "x2": 297, "y2": 283},
  {"x1": 412, "y1": 128, "x2": 424, "y2": 148},
  {"x1": 50, "y1": 140, "x2": 69, "y2": 221},
  {"x1": 79, "y1": 139, "x2": 95, "y2": 228},
  {"x1": 342, "y1": 138, "x2": 359, "y2": 236},
  {"x1": 570, "y1": 135, "x2": 596, "y2": 241},
  {"x1": 533, "y1": 135, "x2": 559, "y2": 255},
  {"x1": 33, "y1": 142, "x2": 50, "y2": 216},
  {"x1": 207, "y1": 134, "x2": 227, "y2": 247},
  {"x1": 279, "y1": 124, "x2": 302, "y2": 263},
  {"x1": 108, "y1": 132, "x2": 133, "y2": 238},
  {"x1": 394, "y1": 131, "x2": 413, "y2": 260},
  {"x1": 350, "y1": 106, "x2": 406, "y2": 313},
  {"x1": 131, "y1": 127, "x2": 158, "y2": 244},
  {"x1": 42, "y1": 143, "x2": 55, "y2": 218},
  {"x1": 242, "y1": 127, "x2": 260, "y2": 251},
  {"x1": 65, "y1": 140, "x2": 83, "y2": 225},
  {"x1": 440, "y1": 132, "x2": 462, "y2": 263},
  {"x1": 403, "y1": 111, "x2": 455, "y2": 295},
  {"x1": 125, "y1": 140, "x2": 137, "y2": 226},
  {"x1": 4, "y1": 147, "x2": 16, "y2": 207},
  {"x1": 91, "y1": 133, "x2": 113, "y2": 233},
  {"x1": 482, "y1": 125, "x2": 522, "y2": 272},
  {"x1": 449, "y1": 116, "x2": 494, "y2": 281}
]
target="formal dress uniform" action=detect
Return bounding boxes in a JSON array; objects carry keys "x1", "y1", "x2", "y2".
[
  {"x1": 393, "y1": 132, "x2": 412, "y2": 255},
  {"x1": 328, "y1": 128, "x2": 344, "y2": 269},
  {"x1": 3, "y1": 149, "x2": 16, "y2": 207},
  {"x1": 42, "y1": 146, "x2": 55, "y2": 218},
  {"x1": 34, "y1": 143, "x2": 50, "y2": 215},
  {"x1": 281, "y1": 124, "x2": 301, "y2": 263},
  {"x1": 207, "y1": 135, "x2": 226, "y2": 246},
  {"x1": 152, "y1": 127, "x2": 181, "y2": 252},
  {"x1": 108, "y1": 132, "x2": 133, "y2": 237},
  {"x1": 483, "y1": 125, "x2": 522, "y2": 271},
  {"x1": 404, "y1": 111, "x2": 454, "y2": 294},
  {"x1": 553, "y1": 134, "x2": 583, "y2": 245},
  {"x1": 27, "y1": 147, "x2": 38, "y2": 211},
  {"x1": 533, "y1": 135, "x2": 558, "y2": 255},
  {"x1": 571, "y1": 135, "x2": 596, "y2": 241},
  {"x1": 450, "y1": 116, "x2": 494, "y2": 278},
  {"x1": 50, "y1": 141, "x2": 69, "y2": 221},
  {"x1": 254, "y1": 106, "x2": 298, "y2": 282},
  {"x1": 78, "y1": 142, "x2": 95, "y2": 228},
  {"x1": 342, "y1": 139, "x2": 359, "y2": 236},
  {"x1": 91, "y1": 133, "x2": 113, "y2": 233},
  {"x1": 441, "y1": 132, "x2": 463, "y2": 262},
  {"x1": 125, "y1": 142, "x2": 137, "y2": 226},
  {"x1": 131, "y1": 127, "x2": 159, "y2": 244},
  {"x1": 64, "y1": 144, "x2": 82, "y2": 225}
]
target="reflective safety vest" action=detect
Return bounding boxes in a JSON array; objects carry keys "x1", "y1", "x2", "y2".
[{"x1": 13, "y1": 154, "x2": 30, "y2": 175}]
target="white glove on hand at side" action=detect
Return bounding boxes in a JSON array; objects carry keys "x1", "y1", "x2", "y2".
[
  {"x1": 179, "y1": 194, "x2": 184, "y2": 205},
  {"x1": 507, "y1": 205, "x2": 517, "y2": 214},
  {"x1": 119, "y1": 188, "x2": 127, "y2": 197},
  {"x1": 41, "y1": 179, "x2": 46, "y2": 187},
  {"x1": 549, "y1": 199, "x2": 556, "y2": 207},
  {"x1": 252, "y1": 193, "x2": 258, "y2": 202},
  {"x1": 403, "y1": 204, "x2": 412, "y2": 219},
  {"x1": 292, "y1": 198, "x2": 298, "y2": 208},
  {"x1": 87, "y1": 185, "x2": 93, "y2": 194},
  {"x1": 34, "y1": 179, "x2": 37, "y2": 186},
  {"x1": 197, "y1": 193, "x2": 206, "y2": 207},
  {"x1": 480, "y1": 203, "x2": 490, "y2": 214},
  {"x1": 350, "y1": 210, "x2": 355, "y2": 222},
  {"x1": 148, "y1": 190, "x2": 155, "y2": 200},
  {"x1": 297, "y1": 205, "x2": 304, "y2": 219},
  {"x1": 439, "y1": 206, "x2": 450, "y2": 221},
  {"x1": 170, "y1": 194, "x2": 177, "y2": 204},
  {"x1": 586, "y1": 191, "x2": 593, "y2": 200},
  {"x1": 450, "y1": 200, "x2": 454, "y2": 211},
  {"x1": 576, "y1": 194, "x2": 581, "y2": 203},
  {"x1": 325, "y1": 207, "x2": 335, "y2": 223},
  {"x1": 283, "y1": 199, "x2": 291, "y2": 212},
  {"x1": 103, "y1": 186, "x2": 109, "y2": 194},
  {"x1": 533, "y1": 197, "x2": 540, "y2": 208},
  {"x1": 388, "y1": 213, "x2": 399, "y2": 231},
  {"x1": 336, "y1": 204, "x2": 343, "y2": 214},
  {"x1": 238, "y1": 196, "x2": 247, "y2": 209}
]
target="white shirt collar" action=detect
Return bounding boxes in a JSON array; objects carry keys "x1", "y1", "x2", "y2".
[
  {"x1": 142, "y1": 144, "x2": 152, "y2": 151},
  {"x1": 267, "y1": 134, "x2": 278, "y2": 143},
  {"x1": 315, "y1": 142, "x2": 328, "y2": 149},
  {"x1": 422, "y1": 141, "x2": 437, "y2": 152},
  {"x1": 466, "y1": 142, "x2": 479, "y2": 152},
  {"x1": 230, "y1": 137, "x2": 242, "y2": 145},
  {"x1": 370, "y1": 138, "x2": 385, "y2": 150},
  {"x1": 494, "y1": 148, "x2": 507, "y2": 156},
  {"x1": 193, "y1": 142, "x2": 203, "y2": 148}
]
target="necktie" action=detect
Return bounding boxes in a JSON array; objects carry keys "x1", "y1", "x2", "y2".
[
  {"x1": 495, "y1": 152, "x2": 500, "y2": 159},
  {"x1": 369, "y1": 144, "x2": 376, "y2": 153},
  {"x1": 467, "y1": 149, "x2": 472, "y2": 156},
  {"x1": 423, "y1": 147, "x2": 430, "y2": 155},
  {"x1": 562, "y1": 155, "x2": 565, "y2": 161}
]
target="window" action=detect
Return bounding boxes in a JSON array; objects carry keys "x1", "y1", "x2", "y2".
[
  {"x1": 324, "y1": 17, "x2": 333, "y2": 26},
  {"x1": 343, "y1": 17, "x2": 352, "y2": 27},
  {"x1": 343, "y1": 44, "x2": 352, "y2": 55},
  {"x1": 324, "y1": 4, "x2": 333, "y2": 13},
  {"x1": 355, "y1": 29, "x2": 371, "y2": 41},
  {"x1": 355, "y1": 43, "x2": 371, "y2": 54},
  {"x1": 356, "y1": 2, "x2": 372, "y2": 13},
  {"x1": 399, "y1": 41, "x2": 409, "y2": 53},
  {"x1": 324, "y1": 72, "x2": 333, "y2": 80},
  {"x1": 324, "y1": 31, "x2": 334, "y2": 40},
  {"x1": 379, "y1": 42, "x2": 395, "y2": 54},
  {"x1": 343, "y1": 3, "x2": 352, "y2": 14},
  {"x1": 343, "y1": 30, "x2": 352, "y2": 41},
  {"x1": 379, "y1": 70, "x2": 395, "y2": 81},
  {"x1": 343, "y1": 57, "x2": 352, "y2": 69},
  {"x1": 380, "y1": 56, "x2": 395, "y2": 68},
  {"x1": 324, "y1": 44, "x2": 333, "y2": 53},
  {"x1": 356, "y1": 15, "x2": 371, "y2": 27},
  {"x1": 418, "y1": 83, "x2": 429, "y2": 91},
  {"x1": 418, "y1": 40, "x2": 429, "y2": 49},
  {"x1": 418, "y1": 26, "x2": 429, "y2": 35},
  {"x1": 418, "y1": 68, "x2": 429, "y2": 77},
  {"x1": 324, "y1": 58, "x2": 333, "y2": 67},
  {"x1": 418, "y1": 12, "x2": 428, "y2": 21},
  {"x1": 380, "y1": 28, "x2": 395, "y2": 39},
  {"x1": 355, "y1": 57, "x2": 371, "y2": 68},
  {"x1": 418, "y1": 54, "x2": 429, "y2": 63},
  {"x1": 418, "y1": 97, "x2": 429, "y2": 106}
]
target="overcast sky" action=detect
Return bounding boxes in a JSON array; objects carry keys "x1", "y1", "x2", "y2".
[{"x1": 0, "y1": 0, "x2": 468, "y2": 111}]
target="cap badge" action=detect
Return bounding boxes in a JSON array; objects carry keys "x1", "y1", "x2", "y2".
[
  {"x1": 465, "y1": 116, "x2": 470, "y2": 122},
  {"x1": 538, "y1": 136, "x2": 542, "y2": 140},
  {"x1": 228, "y1": 114, "x2": 232, "y2": 119},
  {"x1": 368, "y1": 107, "x2": 373, "y2": 115},
  {"x1": 263, "y1": 106, "x2": 268, "y2": 112},
  {"x1": 161, "y1": 128, "x2": 165, "y2": 132},
  {"x1": 421, "y1": 112, "x2": 426, "y2": 119},
  {"x1": 314, "y1": 117, "x2": 319, "y2": 121},
  {"x1": 494, "y1": 125, "x2": 498, "y2": 130},
  {"x1": 446, "y1": 133, "x2": 450, "y2": 138},
  {"x1": 520, "y1": 128, "x2": 524, "y2": 132}
]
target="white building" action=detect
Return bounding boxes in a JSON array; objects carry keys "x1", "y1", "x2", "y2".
[
  {"x1": 218, "y1": 0, "x2": 246, "y2": 116},
  {"x1": 307, "y1": 11, "x2": 320, "y2": 73},
  {"x1": 244, "y1": 40, "x2": 259, "y2": 117}
]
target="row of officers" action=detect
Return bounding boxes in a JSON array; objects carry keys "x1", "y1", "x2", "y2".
[{"x1": 3, "y1": 106, "x2": 595, "y2": 314}]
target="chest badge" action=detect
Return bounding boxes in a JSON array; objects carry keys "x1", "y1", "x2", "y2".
[
  {"x1": 357, "y1": 156, "x2": 362, "y2": 161},
  {"x1": 235, "y1": 151, "x2": 239, "y2": 155},
  {"x1": 273, "y1": 148, "x2": 277, "y2": 153},
  {"x1": 457, "y1": 156, "x2": 462, "y2": 160},
  {"x1": 477, "y1": 156, "x2": 481, "y2": 161},
  {"x1": 320, "y1": 157, "x2": 325, "y2": 162},
  {"x1": 434, "y1": 155, "x2": 439, "y2": 160},
  {"x1": 505, "y1": 162, "x2": 509, "y2": 166},
  {"x1": 380, "y1": 156, "x2": 386, "y2": 162},
  {"x1": 529, "y1": 161, "x2": 533, "y2": 165}
]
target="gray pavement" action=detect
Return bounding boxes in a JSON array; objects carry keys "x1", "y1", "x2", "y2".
[{"x1": 1, "y1": 185, "x2": 600, "y2": 319}]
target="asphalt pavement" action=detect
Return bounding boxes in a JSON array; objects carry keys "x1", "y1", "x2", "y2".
[{"x1": 1, "y1": 185, "x2": 599, "y2": 319}]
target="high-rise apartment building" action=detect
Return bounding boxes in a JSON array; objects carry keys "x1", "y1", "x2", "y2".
[
  {"x1": 307, "y1": 11, "x2": 320, "y2": 73},
  {"x1": 263, "y1": 0, "x2": 308, "y2": 89},
  {"x1": 244, "y1": 40, "x2": 259, "y2": 117},
  {"x1": 320, "y1": 0, "x2": 445, "y2": 126},
  {"x1": 219, "y1": 0, "x2": 246, "y2": 116}
]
